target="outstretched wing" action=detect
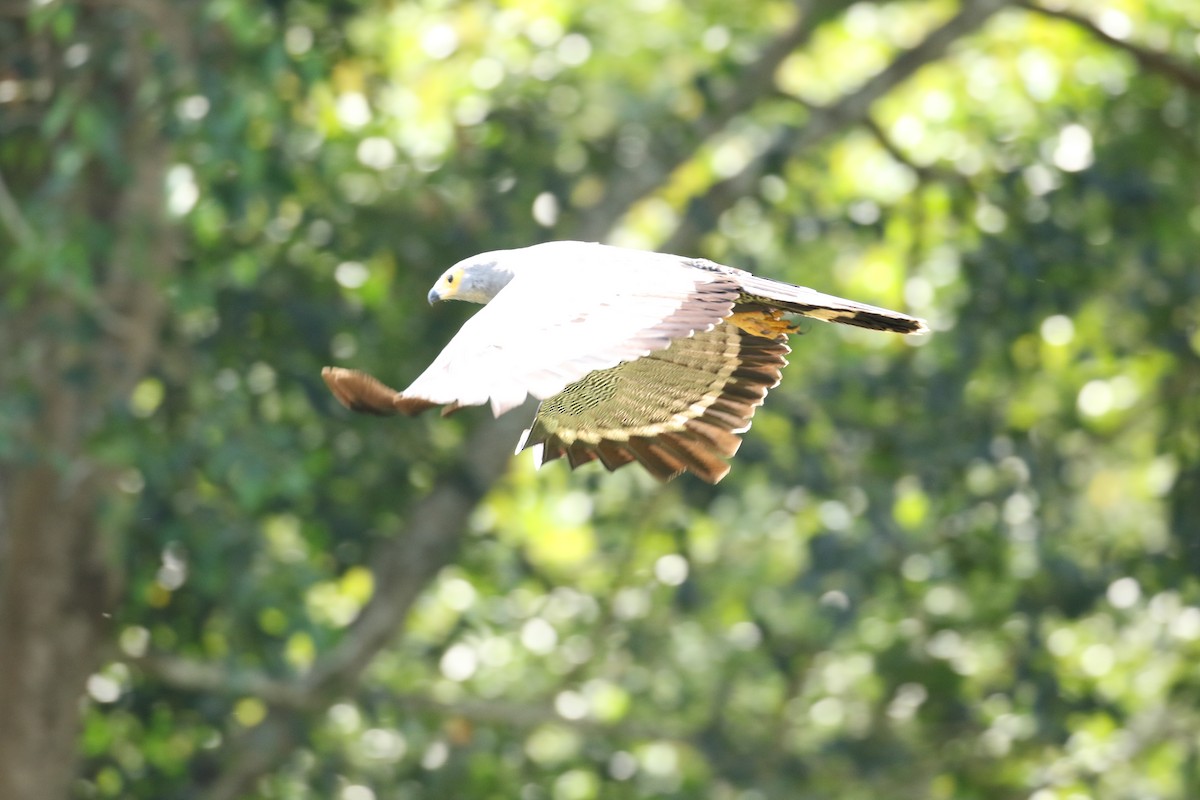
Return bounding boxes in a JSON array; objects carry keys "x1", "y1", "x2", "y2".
[
  {"x1": 518, "y1": 319, "x2": 789, "y2": 484},
  {"x1": 327, "y1": 251, "x2": 743, "y2": 417}
]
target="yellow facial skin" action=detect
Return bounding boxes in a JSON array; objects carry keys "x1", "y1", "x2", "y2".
[{"x1": 427, "y1": 266, "x2": 465, "y2": 304}]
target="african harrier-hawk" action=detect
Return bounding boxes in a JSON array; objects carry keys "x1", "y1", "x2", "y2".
[{"x1": 323, "y1": 241, "x2": 926, "y2": 483}]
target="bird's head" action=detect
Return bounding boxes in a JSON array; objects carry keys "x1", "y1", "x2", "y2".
[{"x1": 427, "y1": 251, "x2": 517, "y2": 305}]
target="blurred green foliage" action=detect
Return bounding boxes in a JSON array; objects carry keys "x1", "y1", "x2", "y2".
[{"x1": 3, "y1": 0, "x2": 1200, "y2": 798}]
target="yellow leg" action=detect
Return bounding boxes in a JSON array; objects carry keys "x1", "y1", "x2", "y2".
[{"x1": 726, "y1": 309, "x2": 800, "y2": 339}]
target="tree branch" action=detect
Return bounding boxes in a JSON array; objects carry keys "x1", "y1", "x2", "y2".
[
  {"x1": 191, "y1": 409, "x2": 530, "y2": 800},
  {"x1": 661, "y1": 0, "x2": 1016, "y2": 253},
  {"x1": 1017, "y1": 1, "x2": 1200, "y2": 95},
  {"x1": 140, "y1": 646, "x2": 690, "y2": 737},
  {"x1": 0, "y1": 168, "x2": 35, "y2": 248},
  {"x1": 861, "y1": 115, "x2": 966, "y2": 188},
  {"x1": 575, "y1": 0, "x2": 856, "y2": 241}
]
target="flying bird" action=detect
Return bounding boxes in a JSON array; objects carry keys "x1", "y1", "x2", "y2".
[{"x1": 323, "y1": 241, "x2": 926, "y2": 483}]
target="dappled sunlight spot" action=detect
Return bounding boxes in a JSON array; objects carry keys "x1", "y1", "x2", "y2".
[
  {"x1": 525, "y1": 724, "x2": 581, "y2": 766},
  {"x1": 116, "y1": 468, "x2": 145, "y2": 494},
  {"x1": 305, "y1": 568, "x2": 374, "y2": 628},
  {"x1": 623, "y1": 197, "x2": 679, "y2": 244},
  {"x1": 421, "y1": 740, "x2": 449, "y2": 770},
  {"x1": 809, "y1": 697, "x2": 845, "y2": 728},
  {"x1": 727, "y1": 620, "x2": 762, "y2": 651},
  {"x1": 263, "y1": 514, "x2": 307, "y2": 563},
  {"x1": 284, "y1": 631, "x2": 315, "y2": 671},
  {"x1": 1077, "y1": 380, "x2": 1114, "y2": 417},
  {"x1": 356, "y1": 137, "x2": 396, "y2": 170},
  {"x1": 440, "y1": 643, "x2": 478, "y2": 682},
  {"x1": 470, "y1": 58, "x2": 505, "y2": 90},
  {"x1": 901, "y1": 554, "x2": 932, "y2": 582},
  {"x1": 156, "y1": 545, "x2": 187, "y2": 592},
  {"x1": 129, "y1": 377, "x2": 164, "y2": 418},
  {"x1": 653, "y1": 554, "x2": 689, "y2": 586},
  {"x1": 258, "y1": 607, "x2": 287, "y2": 636},
  {"x1": 360, "y1": 727, "x2": 407, "y2": 762},
  {"x1": 165, "y1": 164, "x2": 198, "y2": 216},
  {"x1": 526, "y1": 16, "x2": 563, "y2": 48},
  {"x1": 420, "y1": 23, "x2": 459, "y2": 60},
  {"x1": 608, "y1": 750, "x2": 638, "y2": 780},
  {"x1": 974, "y1": 201, "x2": 1007, "y2": 234},
  {"x1": 1002, "y1": 493, "x2": 1035, "y2": 526},
  {"x1": 822, "y1": 652, "x2": 874, "y2": 694},
  {"x1": 1075, "y1": 54, "x2": 1130, "y2": 95},
  {"x1": 335, "y1": 92, "x2": 371, "y2": 129},
  {"x1": 284, "y1": 25, "x2": 313, "y2": 56},
  {"x1": 820, "y1": 590, "x2": 850, "y2": 611},
  {"x1": 925, "y1": 628, "x2": 963, "y2": 661},
  {"x1": 524, "y1": 523, "x2": 595, "y2": 572},
  {"x1": 544, "y1": 587, "x2": 599, "y2": 624},
  {"x1": 920, "y1": 89, "x2": 955, "y2": 122},
  {"x1": 1080, "y1": 643, "x2": 1114, "y2": 678},
  {"x1": 904, "y1": 275, "x2": 933, "y2": 310},
  {"x1": 520, "y1": 617, "x2": 558, "y2": 654},
  {"x1": 175, "y1": 94, "x2": 210, "y2": 122},
  {"x1": 891, "y1": 113, "x2": 926, "y2": 150},
  {"x1": 847, "y1": 199, "x2": 879, "y2": 225},
  {"x1": 554, "y1": 769, "x2": 599, "y2": 800},
  {"x1": 557, "y1": 34, "x2": 591, "y2": 67},
  {"x1": 532, "y1": 191, "x2": 559, "y2": 227},
  {"x1": 1041, "y1": 314, "x2": 1075, "y2": 346},
  {"x1": 893, "y1": 478, "x2": 930, "y2": 530},
  {"x1": 818, "y1": 500, "x2": 852, "y2": 531},
  {"x1": 1052, "y1": 124, "x2": 1094, "y2": 173},
  {"x1": 437, "y1": 575, "x2": 477, "y2": 612},
  {"x1": 1106, "y1": 577, "x2": 1140, "y2": 610},
  {"x1": 638, "y1": 741, "x2": 679, "y2": 778},
  {"x1": 711, "y1": 135, "x2": 756, "y2": 180},
  {"x1": 118, "y1": 626, "x2": 149, "y2": 658},
  {"x1": 554, "y1": 690, "x2": 588, "y2": 721},
  {"x1": 477, "y1": 636, "x2": 514, "y2": 668},
  {"x1": 1046, "y1": 626, "x2": 1076, "y2": 658},
  {"x1": 583, "y1": 679, "x2": 630, "y2": 723},
  {"x1": 234, "y1": 697, "x2": 267, "y2": 728},
  {"x1": 339, "y1": 174, "x2": 383, "y2": 204},
  {"x1": 923, "y1": 585, "x2": 968, "y2": 618},
  {"x1": 702, "y1": 25, "x2": 730, "y2": 52},
  {"x1": 330, "y1": 332, "x2": 358, "y2": 360},
  {"x1": 246, "y1": 362, "x2": 276, "y2": 394},
  {"x1": 886, "y1": 682, "x2": 928, "y2": 722},
  {"x1": 86, "y1": 671, "x2": 123, "y2": 704},
  {"x1": 1017, "y1": 49, "x2": 1061, "y2": 102},
  {"x1": 1170, "y1": 607, "x2": 1200, "y2": 641},
  {"x1": 328, "y1": 701, "x2": 362, "y2": 732},
  {"x1": 842, "y1": 2, "x2": 879, "y2": 37},
  {"x1": 1024, "y1": 162, "x2": 1060, "y2": 196},
  {"x1": 561, "y1": 634, "x2": 594, "y2": 666},
  {"x1": 554, "y1": 140, "x2": 587, "y2": 173},
  {"x1": 340, "y1": 785, "x2": 375, "y2": 800},
  {"x1": 1096, "y1": 9, "x2": 1133, "y2": 41}
]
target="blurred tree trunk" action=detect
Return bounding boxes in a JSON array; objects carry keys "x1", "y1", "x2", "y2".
[{"x1": 0, "y1": 4, "x2": 182, "y2": 798}]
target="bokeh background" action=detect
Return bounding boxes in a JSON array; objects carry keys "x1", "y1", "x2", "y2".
[{"x1": 2, "y1": 0, "x2": 1200, "y2": 798}]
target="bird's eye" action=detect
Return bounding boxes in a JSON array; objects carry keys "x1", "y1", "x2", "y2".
[{"x1": 447, "y1": 274, "x2": 455, "y2": 284}]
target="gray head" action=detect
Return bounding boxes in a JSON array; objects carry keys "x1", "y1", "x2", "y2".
[{"x1": 427, "y1": 250, "x2": 519, "y2": 305}]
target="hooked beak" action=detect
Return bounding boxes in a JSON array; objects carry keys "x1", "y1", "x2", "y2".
[{"x1": 427, "y1": 288, "x2": 441, "y2": 305}]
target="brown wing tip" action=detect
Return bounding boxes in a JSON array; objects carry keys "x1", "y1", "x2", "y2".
[{"x1": 321, "y1": 366, "x2": 436, "y2": 416}]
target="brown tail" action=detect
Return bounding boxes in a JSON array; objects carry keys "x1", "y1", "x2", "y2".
[
  {"x1": 737, "y1": 274, "x2": 928, "y2": 334},
  {"x1": 321, "y1": 367, "x2": 437, "y2": 416}
]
